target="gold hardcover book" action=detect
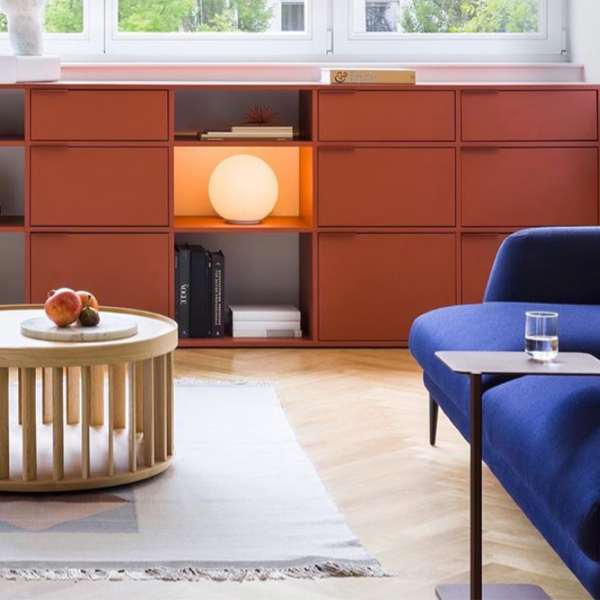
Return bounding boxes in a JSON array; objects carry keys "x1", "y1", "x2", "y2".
[{"x1": 321, "y1": 68, "x2": 416, "y2": 85}]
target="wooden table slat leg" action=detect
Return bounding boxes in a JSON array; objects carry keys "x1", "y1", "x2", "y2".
[
  {"x1": 18, "y1": 368, "x2": 23, "y2": 425},
  {"x1": 166, "y1": 352, "x2": 174, "y2": 457},
  {"x1": 108, "y1": 367, "x2": 114, "y2": 477},
  {"x1": 21, "y1": 368, "x2": 37, "y2": 482},
  {"x1": 90, "y1": 365, "x2": 105, "y2": 427},
  {"x1": 66, "y1": 367, "x2": 81, "y2": 425},
  {"x1": 129, "y1": 362, "x2": 137, "y2": 473},
  {"x1": 0, "y1": 367, "x2": 9, "y2": 480},
  {"x1": 81, "y1": 366, "x2": 91, "y2": 480},
  {"x1": 136, "y1": 361, "x2": 144, "y2": 433},
  {"x1": 143, "y1": 359, "x2": 154, "y2": 467},
  {"x1": 154, "y1": 355, "x2": 168, "y2": 463},
  {"x1": 42, "y1": 368, "x2": 53, "y2": 425},
  {"x1": 52, "y1": 367, "x2": 64, "y2": 481},
  {"x1": 110, "y1": 364, "x2": 127, "y2": 430}
]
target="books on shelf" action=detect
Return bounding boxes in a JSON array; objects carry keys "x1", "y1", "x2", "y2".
[
  {"x1": 230, "y1": 305, "x2": 302, "y2": 339},
  {"x1": 321, "y1": 68, "x2": 416, "y2": 85},
  {"x1": 175, "y1": 245, "x2": 225, "y2": 339},
  {"x1": 201, "y1": 126, "x2": 294, "y2": 141}
]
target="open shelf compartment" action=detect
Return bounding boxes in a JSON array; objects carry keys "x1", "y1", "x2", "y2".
[
  {"x1": 174, "y1": 232, "x2": 314, "y2": 345},
  {"x1": 174, "y1": 88, "x2": 313, "y2": 142},
  {"x1": 174, "y1": 146, "x2": 314, "y2": 230}
]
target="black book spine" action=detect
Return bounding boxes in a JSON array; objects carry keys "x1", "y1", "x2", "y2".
[
  {"x1": 177, "y1": 245, "x2": 191, "y2": 339},
  {"x1": 190, "y1": 245, "x2": 210, "y2": 338},
  {"x1": 174, "y1": 246, "x2": 179, "y2": 329},
  {"x1": 205, "y1": 249, "x2": 212, "y2": 338},
  {"x1": 210, "y1": 251, "x2": 225, "y2": 338}
]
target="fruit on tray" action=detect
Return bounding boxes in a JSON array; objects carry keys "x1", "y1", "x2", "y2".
[
  {"x1": 76, "y1": 290, "x2": 99, "y2": 311},
  {"x1": 45, "y1": 288, "x2": 83, "y2": 327},
  {"x1": 79, "y1": 294, "x2": 100, "y2": 328}
]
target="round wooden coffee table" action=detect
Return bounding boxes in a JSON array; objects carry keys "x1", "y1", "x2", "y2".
[{"x1": 0, "y1": 305, "x2": 178, "y2": 492}]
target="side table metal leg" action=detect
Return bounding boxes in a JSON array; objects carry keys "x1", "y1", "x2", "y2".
[{"x1": 470, "y1": 374, "x2": 483, "y2": 600}]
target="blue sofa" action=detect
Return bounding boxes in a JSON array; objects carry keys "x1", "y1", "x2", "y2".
[{"x1": 409, "y1": 227, "x2": 600, "y2": 598}]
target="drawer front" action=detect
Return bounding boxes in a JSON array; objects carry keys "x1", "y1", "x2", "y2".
[
  {"x1": 319, "y1": 234, "x2": 456, "y2": 342},
  {"x1": 462, "y1": 148, "x2": 598, "y2": 227},
  {"x1": 462, "y1": 90, "x2": 598, "y2": 142},
  {"x1": 319, "y1": 91, "x2": 455, "y2": 142},
  {"x1": 31, "y1": 90, "x2": 169, "y2": 141},
  {"x1": 30, "y1": 233, "x2": 170, "y2": 315},
  {"x1": 31, "y1": 147, "x2": 169, "y2": 227},
  {"x1": 462, "y1": 234, "x2": 508, "y2": 304},
  {"x1": 318, "y1": 148, "x2": 455, "y2": 227}
]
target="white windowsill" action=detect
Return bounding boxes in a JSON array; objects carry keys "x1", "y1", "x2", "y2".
[{"x1": 58, "y1": 61, "x2": 586, "y2": 84}]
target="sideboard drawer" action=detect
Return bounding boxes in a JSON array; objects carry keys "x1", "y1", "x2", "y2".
[
  {"x1": 31, "y1": 90, "x2": 169, "y2": 141},
  {"x1": 319, "y1": 91, "x2": 455, "y2": 142},
  {"x1": 318, "y1": 147, "x2": 455, "y2": 226},
  {"x1": 462, "y1": 148, "x2": 598, "y2": 227},
  {"x1": 462, "y1": 90, "x2": 598, "y2": 142},
  {"x1": 31, "y1": 147, "x2": 169, "y2": 227},
  {"x1": 462, "y1": 234, "x2": 508, "y2": 304},
  {"x1": 30, "y1": 233, "x2": 170, "y2": 315},
  {"x1": 319, "y1": 234, "x2": 456, "y2": 341}
]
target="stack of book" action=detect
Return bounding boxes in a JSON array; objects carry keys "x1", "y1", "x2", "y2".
[
  {"x1": 230, "y1": 305, "x2": 302, "y2": 339},
  {"x1": 201, "y1": 126, "x2": 294, "y2": 142},
  {"x1": 321, "y1": 68, "x2": 416, "y2": 85},
  {"x1": 175, "y1": 244, "x2": 225, "y2": 339}
]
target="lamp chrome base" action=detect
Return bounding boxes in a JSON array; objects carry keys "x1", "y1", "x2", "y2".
[{"x1": 435, "y1": 584, "x2": 551, "y2": 600}]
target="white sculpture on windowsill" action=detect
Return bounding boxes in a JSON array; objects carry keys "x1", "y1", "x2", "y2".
[{"x1": 0, "y1": 0, "x2": 48, "y2": 56}]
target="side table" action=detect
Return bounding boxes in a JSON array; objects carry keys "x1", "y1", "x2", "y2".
[{"x1": 435, "y1": 351, "x2": 600, "y2": 600}]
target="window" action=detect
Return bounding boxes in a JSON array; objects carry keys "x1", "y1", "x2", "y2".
[
  {"x1": 335, "y1": 0, "x2": 565, "y2": 59},
  {"x1": 0, "y1": 0, "x2": 103, "y2": 56},
  {"x1": 0, "y1": 0, "x2": 566, "y2": 59},
  {"x1": 106, "y1": 0, "x2": 325, "y2": 58}
]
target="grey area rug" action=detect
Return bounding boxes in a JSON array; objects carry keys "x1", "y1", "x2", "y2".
[{"x1": 0, "y1": 382, "x2": 388, "y2": 581}]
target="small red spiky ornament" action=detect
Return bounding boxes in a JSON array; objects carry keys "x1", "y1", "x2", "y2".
[{"x1": 243, "y1": 105, "x2": 279, "y2": 126}]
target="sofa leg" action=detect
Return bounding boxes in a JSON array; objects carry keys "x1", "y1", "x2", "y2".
[{"x1": 429, "y1": 396, "x2": 439, "y2": 446}]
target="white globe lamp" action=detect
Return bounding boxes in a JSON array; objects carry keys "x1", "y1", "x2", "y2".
[{"x1": 208, "y1": 154, "x2": 279, "y2": 225}]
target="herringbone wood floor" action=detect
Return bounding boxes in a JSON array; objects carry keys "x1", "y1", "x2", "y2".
[{"x1": 0, "y1": 349, "x2": 590, "y2": 600}]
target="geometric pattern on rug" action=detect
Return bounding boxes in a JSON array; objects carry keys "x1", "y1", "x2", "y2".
[{"x1": 0, "y1": 488, "x2": 137, "y2": 533}]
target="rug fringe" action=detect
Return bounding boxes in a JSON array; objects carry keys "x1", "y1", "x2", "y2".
[{"x1": 0, "y1": 562, "x2": 391, "y2": 582}]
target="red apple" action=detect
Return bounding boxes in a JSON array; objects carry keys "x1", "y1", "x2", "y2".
[
  {"x1": 44, "y1": 288, "x2": 82, "y2": 328},
  {"x1": 76, "y1": 291, "x2": 99, "y2": 312}
]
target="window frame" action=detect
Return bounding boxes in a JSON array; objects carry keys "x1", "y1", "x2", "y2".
[
  {"x1": 104, "y1": 0, "x2": 328, "y2": 59},
  {"x1": 332, "y1": 0, "x2": 566, "y2": 61}
]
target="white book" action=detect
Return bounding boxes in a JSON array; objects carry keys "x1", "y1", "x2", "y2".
[
  {"x1": 232, "y1": 329, "x2": 303, "y2": 339},
  {"x1": 231, "y1": 126, "x2": 294, "y2": 134},
  {"x1": 229, "y1": 305, "x2": 301, "y2": 322},
  {"x1": 233, "y1": 320, "x2": 301, "y2": 331}
]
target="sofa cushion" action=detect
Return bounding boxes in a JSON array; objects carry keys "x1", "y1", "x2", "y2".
[
  {"x1": 483, "y1": 376, "x2": 600, "y2": 561},
  {"x1": 410, "y1": 302, "x2": 600, "y2": 417}
]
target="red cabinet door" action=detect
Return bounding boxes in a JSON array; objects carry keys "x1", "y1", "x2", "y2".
[
  {"x1": 462, "y1": 148, "x2": 598, "y2": 227},
  {"x1": 462, "y1": 234, "x2": 508, "y2": 304},
  {"x1": 318, "y1": 148, "x2": 455, "y2": 226},
  {"x1": 319, "y1": 91, "x2": 455, "y2": 142},
  {"x1": 31, "y1": 90, "x2": 169, "y2": 141},
  {"x1": 31, "y1": 147, "x2": 169, "y2": 227},
  {"x1": 319, "y1": 234, "x2": 456, "y2": 342},
  {"x1": 30, "y1": 234, "x2": 170, "y2": 315},
  {"x1": 462, "y1": 90, "x2": 598, "y2": 142}
]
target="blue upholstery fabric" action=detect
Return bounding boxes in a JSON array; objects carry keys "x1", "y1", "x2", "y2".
[
  {"x1": 485, "y1": 227, "x2": 600, "y2": 304},
  {"x1": 410, "y1": 301, "x2": 600, "y2": 417},
  {"x1": 409, "y1": 228, "x2": 600, "y2": 598}
]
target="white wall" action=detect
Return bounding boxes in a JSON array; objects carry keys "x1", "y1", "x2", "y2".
[{"x1": 570, "y1": 0, "x2": 600, "y2": 82}]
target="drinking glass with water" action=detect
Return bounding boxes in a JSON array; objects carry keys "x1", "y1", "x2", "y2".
[{"x1": 525, "y1": 311, "x2": 559, "y2": 362}]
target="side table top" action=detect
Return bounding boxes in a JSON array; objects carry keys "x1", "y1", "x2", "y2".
[
  {"x1": 436, "y1": 351, "x2": 600, "y2": 376},
  {"x1": 0, "y1": 305, "x2": 178, "y2": 368}
]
